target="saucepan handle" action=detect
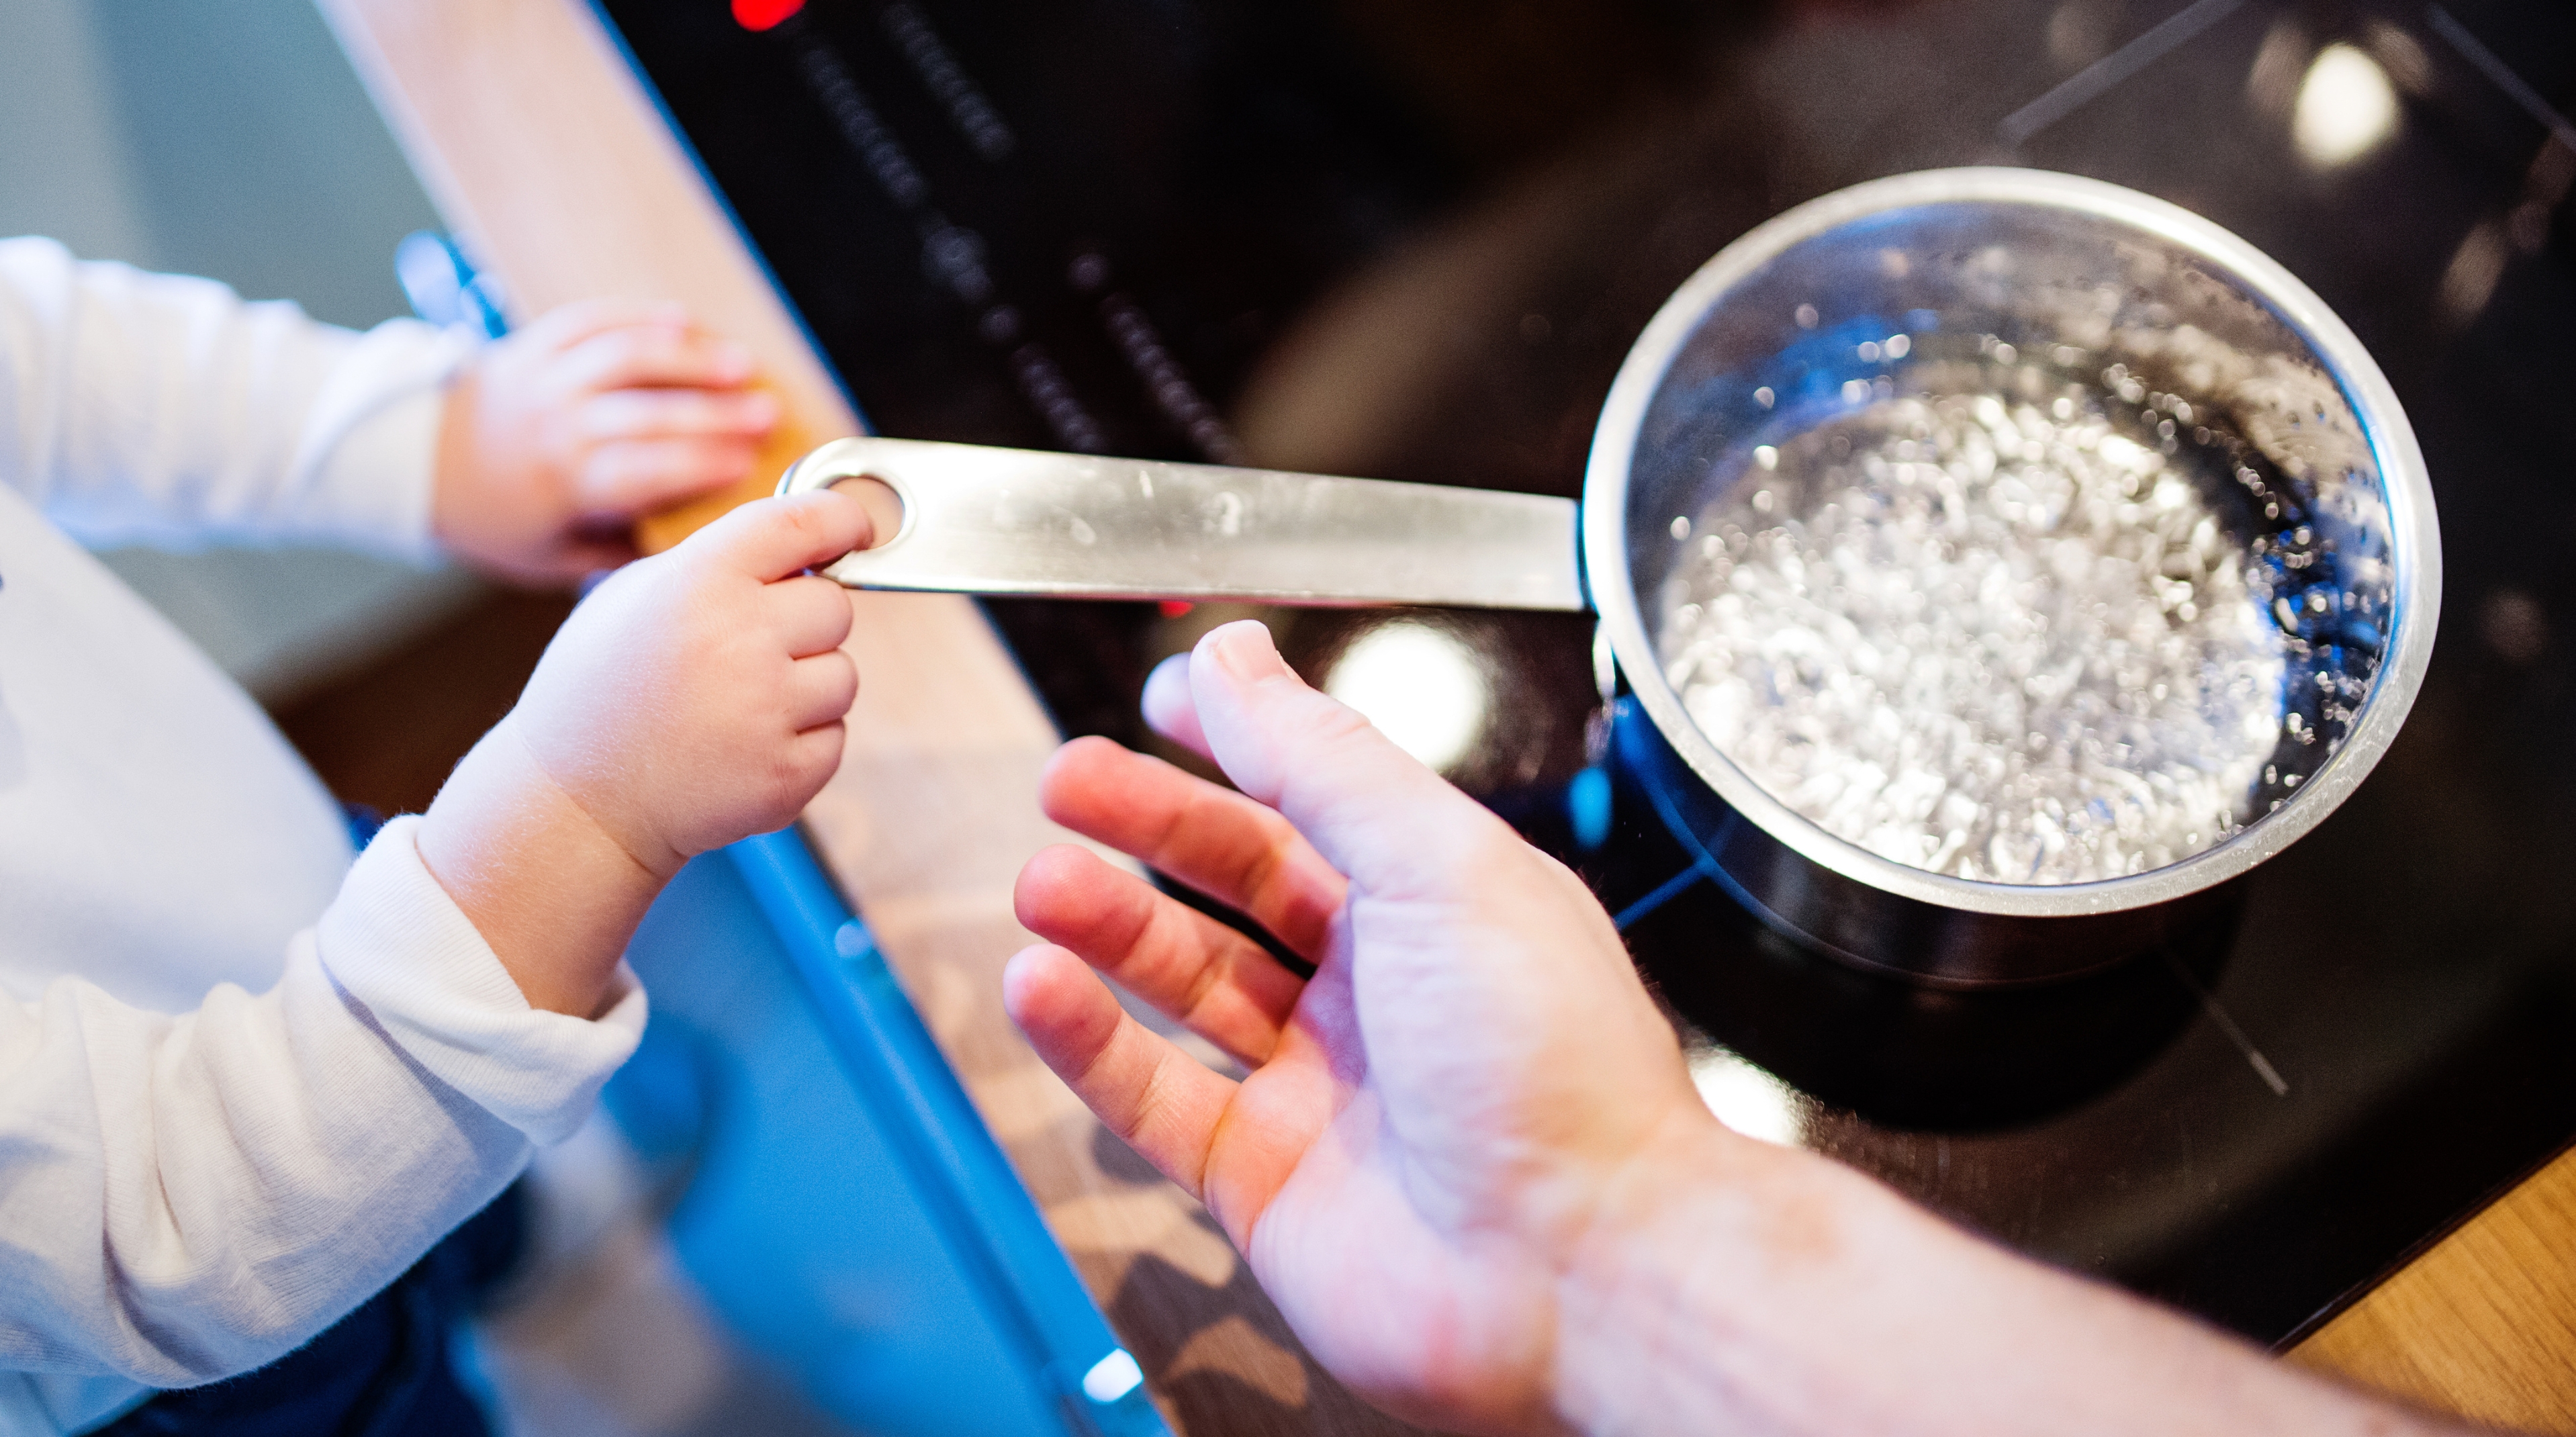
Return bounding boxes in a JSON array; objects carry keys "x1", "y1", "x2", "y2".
[{"x1": 777, "y1": 436, "x2": 1588, "y2": 612}]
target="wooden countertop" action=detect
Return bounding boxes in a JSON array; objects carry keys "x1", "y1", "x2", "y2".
[
  {"x1": 2287, "y1": 1141, "x2": 2576, "y2": 1433},
  {"x1": 318, "y1": 3, "x2": 2574, "y2": 1431}
]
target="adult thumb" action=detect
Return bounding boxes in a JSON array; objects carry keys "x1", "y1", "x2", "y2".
[{"x1": 1187, "y1": 621, "x2": 1508, "y2": 895}]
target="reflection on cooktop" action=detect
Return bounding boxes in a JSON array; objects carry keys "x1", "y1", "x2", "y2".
[
  {"x1": 597, "y1": 0, "x2": 2576, "y2": 1344},
  {"x1": 1600, "y1": 701, "x2": 2241, "y2": 1133}
]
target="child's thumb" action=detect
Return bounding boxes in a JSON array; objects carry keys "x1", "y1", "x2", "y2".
[{"x1": 686, "y1": 490, "x2": 872, "y2": 581}]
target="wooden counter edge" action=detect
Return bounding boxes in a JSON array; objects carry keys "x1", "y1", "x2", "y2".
[{"x1": 2287, "y1": 1140, "x2": 2576, "y2": 1434}]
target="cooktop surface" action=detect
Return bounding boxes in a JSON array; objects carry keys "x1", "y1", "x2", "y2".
[{"x1": 594, "y1": 0, "x2": 2576, "y2": 1342}]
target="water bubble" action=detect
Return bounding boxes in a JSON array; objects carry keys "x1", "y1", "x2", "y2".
[{"x1": 1658, "y1": 367, "x2": 2294, "y2": 886}]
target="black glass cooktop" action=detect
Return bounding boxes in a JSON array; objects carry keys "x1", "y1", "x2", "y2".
[{"x1": 595, "y1": 0, "x2": 2576, "y2": 1343}]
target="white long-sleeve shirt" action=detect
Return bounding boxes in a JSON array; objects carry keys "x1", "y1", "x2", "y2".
[{"x1": 0, "y1": 237, "x2": 647, "y2": 1434}]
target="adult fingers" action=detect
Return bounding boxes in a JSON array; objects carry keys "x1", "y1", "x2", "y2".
[
  {"x1": 579, "y1": 387, "x2": 779, "y2": 444},
  {"x1": 1188, "y1": 621, "x2": 1511, "y2": 899},
  {"x1": 1002, "y1": 943, "x2": 1240, "y2": 1200},
  {"x1": 1141, "y1": 652, "x2": 1211, "y2": 761},
  {"x1": 783, "y1": 651, "x2": 859, "y2": 732},
  {"x1": 1015, "y1": 843, "x2": 1303, "y2": 1064},
  {"x1": 684, "y1": 490, "x2": 873, "y2": 582},
  {"x1": 1040, "y1": 736, "x2": 1344, "y2": 960},
  {"x1": 574, "y1": 436, "x2": 762, "y2": 516},
  {"x1": 559, "y1": 323, "x2": 756, "y2": 395}
]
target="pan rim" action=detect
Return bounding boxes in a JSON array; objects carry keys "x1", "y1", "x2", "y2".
[{"x1": 1582, "y1": 166, "x2": 2442, "y2": 920}]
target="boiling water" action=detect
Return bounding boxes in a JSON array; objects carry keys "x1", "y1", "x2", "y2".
[{"x1": 1656, "y1": 355, "x2": 2307, "y2": 886}]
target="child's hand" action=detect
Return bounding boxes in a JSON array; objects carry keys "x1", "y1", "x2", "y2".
[
  {"x1": 430, "y1": 299, "x2": 780, "y2": 586},
  {"x1": 512, "y1": 490, "x2": 869, "y2": 872},
  {"x1": 419, "y1": 490, "x2": 870, "y2": 1014}
]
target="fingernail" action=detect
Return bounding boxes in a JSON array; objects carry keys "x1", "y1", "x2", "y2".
[
  {"x1": 1141, "y1": 651, "x2": 1191, "y2": 712},
  {"x1": 1206, "y1": 621, "x2": 1291, "y2": 684},
  {"x1": 716, "y1": 342, "x2": 756, "y2": 379},
  {"x1": 741, "y1": 391, "x2": 780, "y2": 426}
]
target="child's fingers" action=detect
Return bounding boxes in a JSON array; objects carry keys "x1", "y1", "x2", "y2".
[
  {"x1": 766, "y1": 573, "x2": 856, "y2": 657},
  {"x1": 1015, "y1": 842, "x2": 1303, "y2": 1065},
  {"x1": 781, "y1": 721, "x2": 848, "y2": 793},
  {"x1": 576, "y1": 437, "x2": 761, "y2": 516},
  {"x1": 518, "y1": 297, "x2": 691, "y2": 351},
  {"x1": 580, "y1": 388, "x2": 778, "y2": 444},
  {"x1": 547, "y1": 535, "x2": 640, "y2": 578},
  {"x1": 687, "y1": 490, "x2": 874, "y2": 582},
  {"x1": 783, "y1": 651, "x2": 859, "y2": 731},
  {"x1": 1002, "y1": 943, "x2": 1240, "y2": 1202},
  {"x1": 559, "y1": 324, "x2": 755, "y2": 395}
]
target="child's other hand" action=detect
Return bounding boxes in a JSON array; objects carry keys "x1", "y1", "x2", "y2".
[
  {"x1": 431, "y1": 298, "x2": 780, "y2": 586},
  {"x1": 418, "y1": 490, "x2": 868, "y2": 1015}
]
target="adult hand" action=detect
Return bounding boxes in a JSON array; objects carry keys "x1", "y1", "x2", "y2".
[
  {"x1": 1007, "y1": 621, "x2": 2486, "y2": 1437},
  {"x1": 1003, "y1": 620, "x2": 1733, "y2": 1433},
  {"x1": 420, "y1": 490, "x2": 867, "y2": 1015},
  {"x1": 430, "y1": 298, "x2": 778, "y2": 585}
]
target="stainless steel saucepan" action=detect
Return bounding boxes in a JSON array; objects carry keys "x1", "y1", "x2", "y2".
[{"x1": 779, "y1": 168, "x2": 2440, "y2": 987}]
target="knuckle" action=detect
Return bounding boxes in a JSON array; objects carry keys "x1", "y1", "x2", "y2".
[
  {"x1": 578, "y1": 391, "x2": 637, "y2": 440},
  {"x1": 1310, "y1": 697, "x2": 1379, "y2": 747},
  {"x1": 823, "y1": 655, "x2": 859, "y2": 705},
  {"x1": 778, "y1": 493, "x2": 831, "y2": 545},
  {"x1": 597, "y1": 328, "x2": 651, "y2": 372},
  {"x1": 580, "y1": 447, "x2": 637, "y2": 495}
]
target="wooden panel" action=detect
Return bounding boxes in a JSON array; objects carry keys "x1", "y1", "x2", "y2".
[
  {"x1": 316, "y1": 3, "x2": 1420, "y2": 1432},
  {"x1": 2288, "y1": 1143, "x2": 2576, "y2": 1434}
]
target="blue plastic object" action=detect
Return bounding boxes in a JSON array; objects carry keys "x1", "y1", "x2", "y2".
[
  {"x1": 394, "y1": 230, "x2": 509, "y2": 338},
  {"x1": 612, "y1": 830, "x2": 1168, "y2": 1436}
]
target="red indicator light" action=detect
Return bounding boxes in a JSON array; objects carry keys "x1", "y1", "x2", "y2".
[
  {"x1": 1158, "y1": 600, "x2": 1195, "y2": 620},
  {"x1": 732, "y1": 0, "x2": 804, "y2": 31}
]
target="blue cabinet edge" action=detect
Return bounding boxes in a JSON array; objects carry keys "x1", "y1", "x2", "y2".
[{"x1": 724, "y1": 829, "x2": 1169, "y2": 1437}]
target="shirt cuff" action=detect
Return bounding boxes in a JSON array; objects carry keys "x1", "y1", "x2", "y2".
[
  {"x1": 296, "y1": 320, "x2": 477, "y2": 564},
  {"x1": 313, "y1": 815, "x2": 647, "y2": 1146}
]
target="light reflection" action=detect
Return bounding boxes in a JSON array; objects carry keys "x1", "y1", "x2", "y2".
[
  {"x1": 2359, "y1": 20, "x2": 2432, "y2": 95},
  {"x1": 2437, "y1": 220, "x2": 2508, "y2": 329},
  {"x1": 1688, "y1": 1047, "x2": 1804, "y2": 1146},
  {"x1": 2245, "y1": 19, "x2": 2309, "y2": 119},
  {"x1": 2293, "y1": 44, "x2": 2399, "y2": 167},
  {"x1": 1322, "y1": 620, "x2": 1488, "y2": 774}
]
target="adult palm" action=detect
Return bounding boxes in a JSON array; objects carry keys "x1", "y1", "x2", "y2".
[{"x1": 1003, "y1": 622, "x2": 1719, "y2": 1435}]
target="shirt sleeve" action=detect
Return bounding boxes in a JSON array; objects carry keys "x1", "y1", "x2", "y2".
[
  {"x1": 0, "y1": 815, "x2": 644, "y2": 1391},
  {"x1": 0, "y1": 236, "x2": 476, "y2": 562}
]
